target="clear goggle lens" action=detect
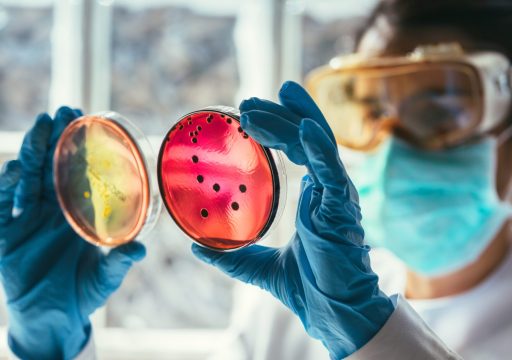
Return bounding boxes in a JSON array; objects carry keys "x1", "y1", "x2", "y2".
[{"x1": 308, "y1": 62, "x2": 483, "y2": 150}]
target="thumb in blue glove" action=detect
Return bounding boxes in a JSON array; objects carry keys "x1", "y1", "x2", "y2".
[
  {"x1": 192, "y1": 81, "x2": 394, "y2": 359},
  {"x1": 0, "y1": 107, "x2": 145, "y2": 360}
]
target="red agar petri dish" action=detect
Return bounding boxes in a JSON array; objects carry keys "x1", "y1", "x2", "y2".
[
  {"x1": 54, "y1": 112, "x2": 161, "y2": 247},
  {"x1": 158, "y1": 106, "x2": 286, "y2": 251}
]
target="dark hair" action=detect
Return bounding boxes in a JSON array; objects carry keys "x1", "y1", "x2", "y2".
[{"x1": 356, "y1": 0, "x2": 512, "y2": 58}]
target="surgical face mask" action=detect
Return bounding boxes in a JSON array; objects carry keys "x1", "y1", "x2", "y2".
[{"x1": 349, "y1": 137, "x2": 512, "y2": 276}]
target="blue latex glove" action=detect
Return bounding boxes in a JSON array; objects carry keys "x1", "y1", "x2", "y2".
[
  {"x1": 0, "y1": 107, "x2": 146, "y2": 360},
  {"x1": 192, "y1": 81, "x2": 394, "y2": 359}
]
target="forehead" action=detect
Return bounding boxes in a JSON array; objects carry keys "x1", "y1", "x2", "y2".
[{"x1": 357, "y1": 19, "x2": 475, "y2": 56}]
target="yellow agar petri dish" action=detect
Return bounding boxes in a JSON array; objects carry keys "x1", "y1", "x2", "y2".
[{"x1": 53, "y1": 112, "x2": 161, "y2": 247}]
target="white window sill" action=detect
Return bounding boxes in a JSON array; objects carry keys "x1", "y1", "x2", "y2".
[{"x1": 0, "y1": 327, "x2": 232, "y2": 359}]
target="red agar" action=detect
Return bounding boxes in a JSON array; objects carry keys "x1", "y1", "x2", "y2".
[{"x1": 158, "y1": 109, "x2": 280, "y2": 251}]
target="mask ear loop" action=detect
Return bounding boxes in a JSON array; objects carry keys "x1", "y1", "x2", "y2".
[
  {"x1": 490, "y1": 68, "x2": 512, "y2": 204},
  {"x1": 497, "y1": 122, "x2": 512, "y2": 147},
  {"x1": 497, "y1": 69, "x2": 512, "y2": 147},
  {"x1": 497, "y1": 122, "x2": 512, "y2": 203}
]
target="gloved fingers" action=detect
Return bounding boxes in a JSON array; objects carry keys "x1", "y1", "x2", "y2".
[
  {"x1": 241, "y1": 110, "x2": 307, "y2": 165},
  {"x1": 81, "y1": 241, "x2": 146, "y2": 315},
  {"x1": 299, "y1": 118, "x2": 358, "y2": 212},
  {"x1": 44, "y1": 107, "x2": 83, "y2": 198},
  {"x1": 0, "y1": 160, "x2": 22, "y2": 224},
  {"x1": 49, "y1": 106, "x2": 82, "y2": 146},
  {"x1": 278, "y1": 81, "x2": 336, "y2": 145},
  {"x1": 97, "y1": 241, "x2": 146, "y2": 285},
  {"x1": 13, "y1": 113, "x2": 53, "y2": 212},
  {"x1": 240, "y1": 97, "x2": 301, "y2": 125},
  {"x1": 191, "y1": 243, "x2": 279, "y2": 291}
]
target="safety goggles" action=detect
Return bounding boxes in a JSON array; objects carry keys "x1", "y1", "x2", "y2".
[{"x1": 306, "y1": 43, "x2": 512, "y2": 151}]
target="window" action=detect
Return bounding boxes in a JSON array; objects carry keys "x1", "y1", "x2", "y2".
[
  {"x1": 106, "y1": 1, "x2": 240, "y2": 330},
  {"x1": 0, "y1": 2, "x2": 52, "y2": 132},
  {"x1": 0, "y1": 0, "x2": 54, "y2": 326},
  {"x1": 302, "y1": 0, "x2": 378, "y2": 76}
]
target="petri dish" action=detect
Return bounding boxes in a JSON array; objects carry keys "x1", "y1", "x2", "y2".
[
  {"x1": 158, "y1": 106, "x2": 286, "y2": 251},
  {"x1": 54, "y1": 112, "x2": 161, "y2": 247}
]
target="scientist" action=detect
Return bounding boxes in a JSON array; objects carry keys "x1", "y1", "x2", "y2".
[
  {"x1": 0, "y1": 0, "x2": 511, "y2": 359},
  {"x1": 203, "y1": 0, "x2": 512, "y2": 359}
]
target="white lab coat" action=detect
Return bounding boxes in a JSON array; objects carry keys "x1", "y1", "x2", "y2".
[{"x1": 208, "y1": 244, "x2": 512, "y2": 359}]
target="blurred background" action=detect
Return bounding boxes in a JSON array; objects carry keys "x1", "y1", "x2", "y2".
[{"x1": 0, "y1": 0, "x2": 376, "y2": 358}]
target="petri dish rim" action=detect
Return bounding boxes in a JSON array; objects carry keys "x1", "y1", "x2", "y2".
[{"x1": 157, "y1": 106, "x2": 286, "y2": 252}]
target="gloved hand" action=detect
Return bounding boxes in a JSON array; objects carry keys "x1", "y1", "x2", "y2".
[
  {"x1": 0, "y1": 107, "x2": 146, "y2": 360},
  {"x1": 192, "y1": 81, "x2": 395, "y2": 359}
]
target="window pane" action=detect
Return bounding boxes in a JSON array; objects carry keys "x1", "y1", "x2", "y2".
[
  {"x1": 110, "y1": 5, "x2": 239, "y2": 135},
  {"x1": 107, "y1": 4, "x2": 239, "y2": 329},
  {"x1": 0, "y1": 4, "x2": 52, "y2": 131},
  {"x1": 0, "y1": 3, "x2": 53, "y2": 326},
  {"x1": 302, "y1": 0, "x2": 376, "y2": 76}
]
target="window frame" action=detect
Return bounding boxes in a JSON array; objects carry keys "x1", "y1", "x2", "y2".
[{"x1": 0, "y1": 0, "x2": 309, "y2": 357}]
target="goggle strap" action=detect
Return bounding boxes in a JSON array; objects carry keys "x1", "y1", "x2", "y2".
[{"x1": 500, "y1": 67, "x2": 512, "y2": 97}]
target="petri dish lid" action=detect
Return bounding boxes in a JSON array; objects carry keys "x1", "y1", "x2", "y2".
[
  {"x1": 158, "y1": 106, "x2": 286, "y2": 251},
  {"x1": 54, "y1": 112, "x2": 161, "y2": 247}
]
